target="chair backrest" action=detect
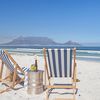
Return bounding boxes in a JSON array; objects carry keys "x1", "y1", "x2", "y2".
[
  {"x1": 0, "y1": 50, "x2": 14, "y2": 72},
  {"x1": 22, "y1": 67, "x2": 30, "y2": 72},
  {"x1": 45, "y1": 48, "x2": 76, "y2": 77}
]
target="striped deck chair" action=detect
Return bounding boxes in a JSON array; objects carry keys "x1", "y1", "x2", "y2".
[
  {"x1": 43, "y1": 48, "x2": 78, "y2": 100},
  {"x1": 0, "y1": 49, "x2": 29, "y2": 93}
]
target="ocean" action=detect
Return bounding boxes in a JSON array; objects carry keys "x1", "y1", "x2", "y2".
[{"x1": 0, "y1": 45, "x2": 100, "y2": 62}]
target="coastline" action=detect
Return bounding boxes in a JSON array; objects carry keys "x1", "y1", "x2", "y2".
[{"x1": 0, "y1": 53, "x2": 100, "y2": 100}]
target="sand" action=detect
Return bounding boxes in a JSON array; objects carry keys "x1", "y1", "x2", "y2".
[{"x1": 0, "y1": 54, "x2": 100, "y2": 100}]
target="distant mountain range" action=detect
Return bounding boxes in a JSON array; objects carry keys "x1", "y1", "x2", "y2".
[{"x1": 2, "y1": 36, "x2": 80, "y2": 46}]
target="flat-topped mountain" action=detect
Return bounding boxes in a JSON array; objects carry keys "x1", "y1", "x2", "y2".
[
  {"x1": 4, "y1": 36, "x2": 57, "y2": 45},
  {"x1": 3, "y1": 36, "x2": 80, "y2": 46}
]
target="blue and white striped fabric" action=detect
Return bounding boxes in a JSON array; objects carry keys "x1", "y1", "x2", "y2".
[
  {"x1": 46, "y1": 48, "x2": 73, "y2": 77},
  {"x1": 22, "y1": 67, "x2": 30, "y2": 72},
  {"x1": 0, "y1": 50, "x2": 30, "y2": 73},
  {"x1": 0, "y1": 50, "x2": 14, "y2": 72}
]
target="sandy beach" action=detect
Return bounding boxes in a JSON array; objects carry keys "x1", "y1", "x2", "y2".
[
  {"x1": 0, "y1": 54, "x2": 100, "y2": 100},
  {"x1": 0, "y1": 0, "x2": 100, "y2": 99}
]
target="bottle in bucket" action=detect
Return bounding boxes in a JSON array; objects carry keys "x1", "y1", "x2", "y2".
[{"x1": 30, "y1": 59, "x2": 38, "y2": 71}]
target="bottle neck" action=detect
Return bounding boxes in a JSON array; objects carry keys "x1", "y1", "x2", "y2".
[{"x1": 35, "y1": 59, "x2": 38, "y2": 70}]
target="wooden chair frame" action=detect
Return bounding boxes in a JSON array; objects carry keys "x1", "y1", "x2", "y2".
[
  {"x1": 0, "y1": 49, "x2": 25, "y2": 93},
  {"x1": 43, "y1": 48, "x2": 77, "y2": 100}
]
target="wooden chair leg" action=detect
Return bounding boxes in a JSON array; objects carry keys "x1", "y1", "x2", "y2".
[
  {"x1": 73, "y1": 88, "x2": 76, "y2": 100},
  {"x1": 0, "y1": 87, "x2": 11, "y2": 94},
  {"x1": 12, "y1": 67, "x2": 17, "y2": 87},
  {"x1": 0, "y1": 61, "x2": 3, "y2": 80},
  {"x1": 5, "y1": 67, "x2": 12, "y2": 81},
  {"x1": 46, "y1": 88, "x2": 49, "y2": 100}
]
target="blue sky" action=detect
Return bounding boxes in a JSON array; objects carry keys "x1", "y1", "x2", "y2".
[{"x1": 0, "y1": 0, "x2": 100, "y2": 43}]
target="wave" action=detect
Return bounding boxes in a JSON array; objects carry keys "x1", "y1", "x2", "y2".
[
  {"x1": 77, "y1": 55, "x2": 100, "y2": 59},
  {"x1": 76, "y1": 56, "x2": 100, "y2": 62},
  {"x1": 6, "y1": 49, "x2": 100, "y2": 56},
  {"x1": 7, "y1": 48, "x2": 42, "y2": 54},
  {"x1": 77, "y1": 50, "x2": 100, "y2": 54},
  {"x1": 0, "y1": 48, "x2": 99, "y2": 62}
]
